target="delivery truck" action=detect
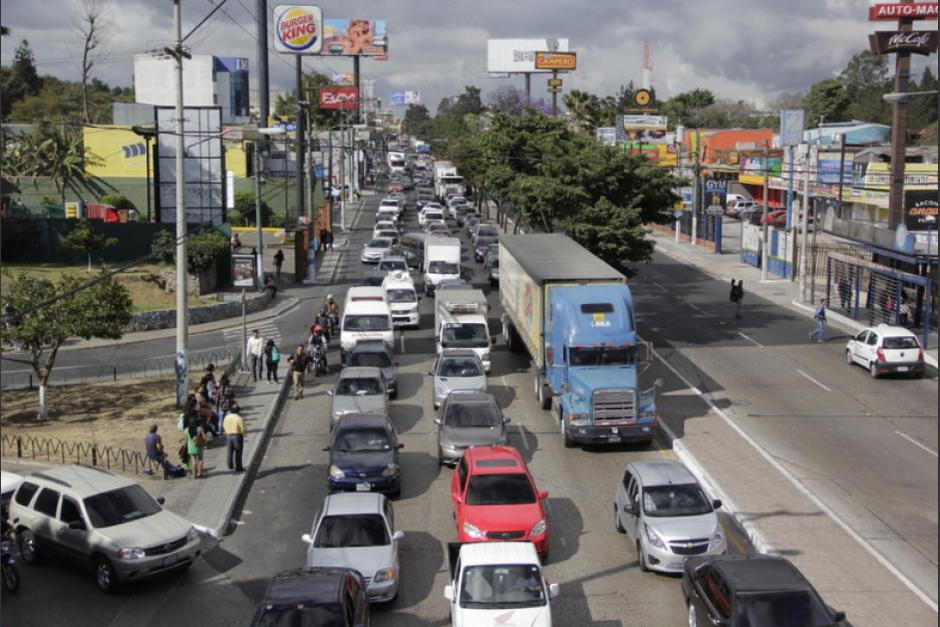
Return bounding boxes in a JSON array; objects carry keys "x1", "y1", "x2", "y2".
[
  {"x1": 499, "y1": 233, "x2": 659, "y2": 448},
  {"x1": 423, "y1": 236, "x2": 461, "y2": 296},
  {"x1": 434, "y1": 288, "x2": 491, "y2": 372}
]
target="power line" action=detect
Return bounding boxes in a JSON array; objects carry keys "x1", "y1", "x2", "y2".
[{"x1": 181, "y1": 0, "x2": 232, "y2": 44}]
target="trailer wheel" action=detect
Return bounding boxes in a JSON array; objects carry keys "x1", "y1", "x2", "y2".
[{"x1": 535, "y1": 375, "x2": 551, "y2": 410}]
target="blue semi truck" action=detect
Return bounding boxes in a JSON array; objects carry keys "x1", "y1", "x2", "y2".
[{"x1": 499, "y1": 234, "x2": 659, "y2": 447}]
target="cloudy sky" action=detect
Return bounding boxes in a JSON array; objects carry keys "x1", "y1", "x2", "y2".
[{"x1": 0, "y1": 0, "x2": 933, "y2": 114}]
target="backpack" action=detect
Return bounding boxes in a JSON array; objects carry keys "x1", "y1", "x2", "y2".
[{"x1": 271, "y1": 346, "x2": 281, "y2": 363}]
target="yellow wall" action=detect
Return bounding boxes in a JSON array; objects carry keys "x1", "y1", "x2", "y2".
[
  {"x1": 225, "y1": 143, "x2": 248, "y2": 178},
  {"x1": 83, "y1": 126, "x2": 148, "y2": 178}
]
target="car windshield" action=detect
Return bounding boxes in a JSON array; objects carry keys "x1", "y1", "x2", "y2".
[
  {"x1": 736, "y1": 590, "x2": 833, "y2": 627},
  {"x1": 477, "y1": 227, "x2": 498, "y2": 237},
  {"x1": 441, "y1": 324, "x2": 489, "y2": 348},
  {"x1": 569, "y1": 346, "x2": 636, "y2": 366},
  {"x1": 476, "y1": 236, "x2": 497, "y2": 248},
  {"x1": 379, "y1": 260, "x2": 407, "y2": 272},
  {"x1": 350, "y1": 352, "x2": 392, "y2": 368},
  {"x1": 343, "y1": 315, "x2": 390, "y2": 332},
  {"x1": 445, "y1": 402, "x2": 501, "y2": 428},
  {"x1": 253, "y1": 605, "x2": 345, "y2": 627},
  {"x1": 83, "y1": 485, "x2": 162, "y2": 528},
  {"x1": 428, "y1": 261, "x2": 458, "y2": 274},
  {"x1": 466, "y1": 474, "x2": 536, "y2": 505},
  {"x1": 377, "y1": 231, "x2": 399, "y2": 240},
  {"x1": 439, "y1": 358, "x2": 483, "y2": 377},
  {"x1": 460, "y1": 564, "x2": 546, "y2": 608},
  {"x1": 426, "y1": 212, "x2": 444, "y2": 220},
  {"x1": 333, "y1": 427, "x2": 392, "y2": 452},
  {"x1": 335, "y1": 377, "x2": 384, "y2": 396},
  {"x1": 314, "y1": 514, "x2": 389, "y2": 548},
  {"x1": 367, "y1": 239, "x2": 392, "y2": 249},
  {"x1": 642, "y1": 484, "x2": 712, "y2": 517},
  {"x1": 883, "y1": 336, "x2": 919, "y2": 349},
  {"x1": 386, "y1": 289, "x2": 416, "y2": 303}
]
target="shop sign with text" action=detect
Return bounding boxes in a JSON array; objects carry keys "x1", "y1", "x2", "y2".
[
  {"x1": 534, "y1": 51, "x2": 577, "y2": 70},
  {"x1": 869, "y1": 30, "x2": 939, "y2": 55},
  {"x1": 319, "y1": 87, "x2": 360, "y2": 109},
  {"x1": 868, "y1": 3, "x2": 939, "y2": 21}
]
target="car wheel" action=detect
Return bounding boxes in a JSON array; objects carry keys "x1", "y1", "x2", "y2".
[
  {"x1": 688, "y1": 600, "x2": 698, "y2": 627},
  {"x1": 845, "y1": 350, "x2": 854, "y2": 366},
  {"x1": 17, "y1": 530, "x2": 38, "y2": 564},
  {"x1": 637, "y1": 541, "x2": 649, "y2": 572},
  {"x1": 614, "y1": 503, "x2": 625, "y2": 533},
  {"x1": 94, "y1": 556, "x2": 119, "y2": 593},
  {"x1": 869, "y1": 361, "x2": 880, "y2": 379},
  {"x1": 562, "y1": 421, "x2": 576, "y2": 449}
]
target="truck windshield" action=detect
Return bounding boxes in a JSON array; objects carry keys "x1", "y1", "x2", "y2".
[
  {"x1": 460, "y1": 564, "x2": 547, "y2": 608},
  {"x1": 344, "y1": 315, "x2": 390, "y2": 332},
  {"x1": 441, "y1": 324, "x2": 488, "y2": 348},
  {"x1": 428, "y1": 261, "x2": 458, "y2": 274},
  {"x1": 386, "y1": 289, "x2": 416, "y2": 303},
  {"x1": 568, "y1": 346, "x2": 636, "y2": 366}
]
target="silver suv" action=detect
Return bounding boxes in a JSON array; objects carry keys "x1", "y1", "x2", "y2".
[{"x1": 9, "y1": 465, "x2": 209, "y2": 592}]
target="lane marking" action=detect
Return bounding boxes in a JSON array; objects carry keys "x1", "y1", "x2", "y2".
[
  {"x1": 796, "y1": 369, "x2": 832, "y2": 392},
  {"x1": 687, "y1": 303, "x2": 713, "y2": 317},
  {"x1": 736, "y1": 331, "x2": 764, "y2": 348},
  {"x1": 652, "y1": 282, "x2": 669, "y2": 293},
  {"x1": 517, "y1": 425, "x2": 532, "y2": 452},
  {"x1": 399, "y1": 333, "x2": 406, "y2": 353},
  {"x1": 896, "y1": 431, "x2": 939, "y2": 458},
  {"x1": 645, "y1": 340, "x2": 938, "y2": 612}
]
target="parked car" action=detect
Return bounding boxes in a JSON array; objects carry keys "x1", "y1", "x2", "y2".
[
  {"x1": 845, "y1": 324, "x2": 926, "y2": 378},
  {"x1": 361, "y1": 237, "x2": 397, "y2": 264},
  {"x1": 329, "y1": 367, "x2": 390, "y2": 429},
  {"x1": 726, "y1": 199, "x2": 756, "y2": 219},
  {"x1": 614, "y1": 460, "x2": 726, "y2": 574},
  {"x1": 766, "y1": 209, "x2": 788, "y2": 226},
  {"x1": 302, "y1": 493, "x2": 404, "y2": 603},
  {"x1": 430, "y1": 349, "x2": 487, "y2": 409},
  {"x1": 682, "y1": 554, "x2": 846, "y2": 627},
  {"x1": 250, "y1": 567, "x2": 370, "y2": 626},
  {"x1": 9, "y1": 465, "x2": 211, "y2": 592},
  {"x1": 436, "y1": 391, "x2": 510, "y2": 465},
  {"x1": 347, "y1": 340, "x2": 398, "y2": 398},
  {"x1": 451, "y1": 445, "x2": 550, "y2": 558},
  {"x1": 326, "y1": 413, "x2": 403, "y2": 497}
]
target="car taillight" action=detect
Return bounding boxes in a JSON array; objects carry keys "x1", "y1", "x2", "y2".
[
  {"x1": 918, "y1": 349, "x2": 924, "y2": 361},
  {"x1": 876, "y1": 348, "x2": 886, "y2": 362}
]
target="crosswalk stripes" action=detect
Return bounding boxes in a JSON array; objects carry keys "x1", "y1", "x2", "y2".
[{"x1": 222, "y1": 321, "x2": 282, "y2": 351}]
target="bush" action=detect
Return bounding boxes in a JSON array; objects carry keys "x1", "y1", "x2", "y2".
[
  {"x1": 231, "y1": 190, "x2": 272, "y2": 227},
  {"x1": 151, "y1": 230, "x2": 174, "y2": 264},
  {"x1": 150, "y1": 229, "x2": 228, "y2": 274}
]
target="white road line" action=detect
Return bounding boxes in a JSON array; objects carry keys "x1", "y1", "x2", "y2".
[
  {"x1": 517, "y1": 424, "x2": 532, "y2": 452},
  {"x1": 399, "y1": 333, "x2": 406, "y2": 353},
  {"x1": 652, "y1": 282, "x2": 669, "y2": 293},
  {"x1": 896, "y1": 431, "x2": 939, "y2": 458},
  {"x1": 736, "y1": 331, "x2": 764, "y2": 348},
  {"x1": 688, "y1": 303, "x2": 713, "y2": 317},
  {"x1": 796, "y1": 369, "x2": 832, "y2": 392},
  {"x1": 643, "y1": 339, "x2": 938, "y2": 613}
]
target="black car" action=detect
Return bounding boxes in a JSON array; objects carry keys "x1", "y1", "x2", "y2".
[
  {"x1": 474, "y1": 236, "x2": 498, "y2": 262},
  {"x1": 347, "y1": 340, "x2": 398, "y2": 398},
  {"x1": 251, "y1": 567, "x2": 370, "y2": 627},
  {"x1": 682, "y1": 554, "x2": 846, "y2": 627},
  {"x1": 325, "y1": 414, "x2": 403, "y2": 497}
]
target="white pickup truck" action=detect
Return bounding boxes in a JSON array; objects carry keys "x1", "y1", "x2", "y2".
[{"x1": 444, "y1": 542, "x2": 559, "y2": 627}]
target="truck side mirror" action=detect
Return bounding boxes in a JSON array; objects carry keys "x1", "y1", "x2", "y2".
[
  {"x1": 548, "y1": 582, "x2": 560, "y2": 598},
  {"x1": 443, "y1": 584, "x2": 455, "y2": 601},
  {"x1": 712, "y1": 499, "x2": 722, "y2": 510}
]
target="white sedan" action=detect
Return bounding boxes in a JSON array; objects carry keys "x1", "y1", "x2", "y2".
[{"x1": 845, "y1": 323, "x2": 926, "y2": 378}]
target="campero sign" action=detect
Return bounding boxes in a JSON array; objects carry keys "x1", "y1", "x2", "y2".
[
  {"x1": 273, "y1": 5, "x2": 323, "y2": 54},
  {"x1": 534, "y1": 51, "x2": 577, "y2": 70}
]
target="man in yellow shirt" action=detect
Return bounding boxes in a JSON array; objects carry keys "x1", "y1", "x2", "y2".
[{"x1": 223, "y1": 404, "x2": 247, "y2": 472}]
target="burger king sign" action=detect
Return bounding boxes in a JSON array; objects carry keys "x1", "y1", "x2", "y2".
[{"x1": 273, "y1": 5, "x2": 323, "y2": 54}]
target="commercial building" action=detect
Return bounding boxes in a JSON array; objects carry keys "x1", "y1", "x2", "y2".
[{"x1": 134, "y1": 54, "x2": 250, "y2": 124}]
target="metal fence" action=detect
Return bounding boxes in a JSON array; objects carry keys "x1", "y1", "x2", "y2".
[
  {"x1": 1, "y1": 348, "x2": 241, "y2": 390},
  {"x1": 1, "y1": 432, "x2": 160, "y2": 476}
]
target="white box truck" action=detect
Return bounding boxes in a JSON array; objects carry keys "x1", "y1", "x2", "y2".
[
  {"x1": 435, "y1": 288, "x2": 491, "y2": 372},
  {"x1": 423, "y1": 236, "x2": 461, "y2": 296},
  {"x1": 434, "y1": 160, "x2": 464, "y2": 200},
  {"x1": 340, "y1": 287, "x2": 393, "y2": 363},
  {"x1": 383, "y1": 271, "x2": 420, "y2": 329}
]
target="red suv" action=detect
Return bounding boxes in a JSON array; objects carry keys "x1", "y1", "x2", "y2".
[{"x1": 450, "y1": 445, "x2": 550, "y2": 558}]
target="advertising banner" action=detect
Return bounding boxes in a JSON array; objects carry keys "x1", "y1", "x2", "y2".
[
  {"x1": 321, "y1": 19, "x2": 388, "y2": 56},
  {"x1": 232, "y1": 254, "x2": 257, "y2": 288},
  {"x1": 331, "y1": 73, "x2": 354, "y2": 85},
  {"x1": 869, "y1": 3, "x2": 939, "y2": 20},
  {"x1": 534, "y1": 51, "x2": 577, "y2": 70},
  {"x1": 869, "y1": 30, "x2": 939, "y2": 55},
  {"x1": 817, "y1": 154, "x2": 854, "y2": 185},
  {"x1": 620, "y1": 114, "x2": 668, "y2": 130},
  {"x1": 83, "y1": 126, "x2": 148, "y2": 178},
  {"x1": 905, "y1": 190, "x2": 939, "y2": 231},
  {"x1": 404, "y1": 91, "x2": 421, "y2": 105},
  {"x1": 273, "y1": 5, "x2": 323, "y2": 54},
  {"x1": 739, "y1": 155, "x2": 782, "y2": 186},
  {"x1": 486, "y1": 38, "x2": 570, "y2": 73},
  {"x1": 595, "y1": 127, "x2": 617, "y2": 146},
  {"x1": 779, "y1": 109, "x2": 805, "y2": 146},
  {"x1": 390, "y1": 92, "x2": 405, "y2": 106},
  {"x1": 319, "y1": 87, "x2": 360, "y2": 109},
  {"x1": 863, "y1": 162, "x2": 939, "y2": 190},
  {"x1": 619, "y1": 128, "x2": 669, "y2": 144},
  {"x1": 704, "y1": 179, "x2": 728, "y2": 212}
]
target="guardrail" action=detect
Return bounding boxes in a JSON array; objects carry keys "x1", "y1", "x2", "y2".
[{"x1": 1, "y1": 432, "x2": 160, "y2": 476}]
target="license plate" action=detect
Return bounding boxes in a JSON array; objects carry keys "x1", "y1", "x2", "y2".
[
  {"x1": 163, "y1": 553, "x2": 179, "y2": 566},
  {"x1": 356, "y1": 482, "x2": 371, "y2": 492},
  {"x1": 896, "y1": 366, "x2": 909, "y2": 372},
  {"x1": 609, "y1": 436, "x2": 622, "y2": 443}
]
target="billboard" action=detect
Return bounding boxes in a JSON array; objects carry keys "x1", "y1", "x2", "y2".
[
  {"x1": 817, "y1": 152, "x2": 854, "y2": 185},
  {"x1": 321, "y1": 19, "x2": 388, "y2": 56},
  {"x1": 620, "y1": 114, "x2": 668, "y2": 130},
  {"x1": 487, "y1": 38, "x2": 570, "y2": 73},
  {"x1": 331, "y1": 73, "x2": 354, "y2": 85},
  {"x1": 319, "y1": 87, "x2": 360, "y2": 109},
  {"x1": 232, "y1": 254, "x2": 257, "y2": 288},
  {"x1": 779, "y1": 109, "x2": 805, "y2": 146},
  {"x1": 390, "y1": 91, "x2": 420, "y2": 106},
  {"x1": 534, "y1": 51, "x2": 577, "y2": 70},
  {"x1": 273, "y1": 5, "x2": 323, "y2": 54},
  {"x1": 83, "y1": 126, "x2": 148, "y2": 178},
  {"x1": 739, "y1": 154, "x2": 782, "y2": 186},
  {"x1": 904, "y1": 190, "x2": 939, "y2": 232},
  {"x1": 869, "y1": 30, "x2": 939, "y2": 55}
]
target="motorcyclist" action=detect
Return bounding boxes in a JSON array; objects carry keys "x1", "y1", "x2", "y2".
[
  {"x1": 307, "y1": 325, "x2": 328, "y2": 372},
  {"x1": 322, "y1": 295, "x2": 340, "y2": 334}
]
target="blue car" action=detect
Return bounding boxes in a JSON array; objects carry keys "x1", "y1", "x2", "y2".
[{"x1": 325, "y1": 414, "x2": 403, "y2": 497}]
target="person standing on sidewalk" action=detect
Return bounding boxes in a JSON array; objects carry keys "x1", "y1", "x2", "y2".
[
  {"x1": 217, "y1": 375, "x2": 235, "y2": 421},
  {"x1": 264, "y1": 339, "x2": 281, "y2": 383},
  {"x1": 288, "y1": 345, "x2": 310, "y2": 400},
  {"x1": 325, "y1": 229, "x2": 334, "y2": 251},
  {"x1": 246, "y1": 329, "x2": 264, "y2": 382},
  {"x1": 809, "y1": 298, "x2": 827, "y2": 343},
  {"x1": 223, "y1": 403, "x2": 246, "y2": 473},
  {"x1": 729, "y1": 279, "x2": 744, "y2": 319},
  {"x1": 273, "y1": 249, "x2": 285, "y2": 278}
]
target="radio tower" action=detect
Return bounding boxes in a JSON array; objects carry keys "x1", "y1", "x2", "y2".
[{"x1": 641, "y1": 42, "x2": 653, "y2": 90}]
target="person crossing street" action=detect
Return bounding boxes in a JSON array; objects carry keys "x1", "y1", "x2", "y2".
[{"x1": 809, "y1": 298, "x2": 827, "y2": 343}]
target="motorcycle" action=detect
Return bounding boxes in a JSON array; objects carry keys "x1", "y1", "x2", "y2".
[
  {"x1": 307, "y1": 342, "x2": 328, "y2": 377},
  {"x1": 2, "y1": 533, "x2": 20, "y2": 593},
  {"x1": 326, "y1": 311, "x2": 339, "y2": 336}
]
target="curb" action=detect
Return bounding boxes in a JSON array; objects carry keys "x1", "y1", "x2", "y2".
[{"x1": 211, "y1": 373, "x2": 292, "y2": 538}]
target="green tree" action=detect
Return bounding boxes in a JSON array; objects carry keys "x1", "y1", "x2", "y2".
[
  {"x1": 1, "y1": 39, "x2": 41, "y2": 116},
  {"x1": 803, "y1": 78, "x2": 850, "y2": 126},
  {"x1": 273, "y1": 71, "x2": 343, "y2": 128},
  {"x1": 0, "y1": 271, "x2": 132, "y2": 420},
  {"x1": 231, "y1": 190, "x2": 271, "y2": 226},
  {"x1": 150, "y1": 229, "x2": 228, "y2": 273},
  {"x1": 662, "y1": 89, "x2": 717, "y2": 128},
  {"x1": 563, "y1": 89, "x2": 605, "y2": 134},
  {"x1": 99, "y1": 193, "x2": 135, "y2": 212},
  {"x1": 909, "y1": 66, "x2": 938, "y2": 136},
  {"x1": 840, "y1": 50, "x2": 890, "y2": 123},
  {"x1": 402, "y1": 104, "x2": 432, "y2": 138},
  {"x1": 61, "y1": 219, "x2": 118, "y2": 271},
  {"x1": 450, "y1": 85, "x2": 484, "y2": 117},
  {"x1": 37, "y1": 124, "x2": 101, "y2": 205}
]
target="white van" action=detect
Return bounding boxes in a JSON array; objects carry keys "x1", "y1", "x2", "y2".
[
  {"x1": 341, "y1": 287, "x2": 393, "y2": 363},
  {"x1": 383, "y1": 271, "x2": 420, "y2": 328},
  {"x1": 423, "y1": 236, "x2": 461, "y2": 296}
]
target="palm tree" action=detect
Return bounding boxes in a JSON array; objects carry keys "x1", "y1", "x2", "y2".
[
  {"x1": 34, "y1": 124, "x2": 100, "y2": 205},
  {"x1": 563, "y1": 90, "x2": 602, "y2": 134}
]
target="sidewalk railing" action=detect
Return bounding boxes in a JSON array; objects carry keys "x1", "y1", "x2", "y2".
[{"x1": 1, "y1": 432, "x2": 160, "y2": 476}]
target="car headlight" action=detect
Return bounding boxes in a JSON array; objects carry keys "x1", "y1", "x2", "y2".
[
  {"x1": 382, "y1": 463, "x2": 399, "y2": 477},
  {"x1": 709, "y1": 528, "x2": 724, "y2": 550},
  {"x1": 644, "y1": 523, "x2": 666, "y2": 550},
  {"x1": 117, "y1": 547, "x2": 146, "y2": 560},
  {"x1": 463, "y1": 522, "x2": 486, "y2": 539},
  {"x1": 186, "y1": 527, "x2": 201, "y2": 543},
  {"x1": 530, "y1": 519, "x2": 546, "y2": 537},
  {"x1": 373, "y1": 567, "x2": 395, "y2": 583},
  {"x1": 329, "y1": 465, "x2": 346, "y2": 479}
]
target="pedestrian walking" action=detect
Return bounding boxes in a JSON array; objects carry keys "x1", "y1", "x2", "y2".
[
  {"x1": 729, "y1": 279, "x2": 744, "y2": 319},
  {"x1": 325, "y1": 229, "x2": 334, "y2": 251},
  {"x1": 246, "y1": 329, "x2": 264, "y2": 382},
  {"x1": 144, "y1": 423, "x2": 170, "y2": 479},
  {"x1": 223, "y1": 403, "x2": 246, "y2": 472},
  {"x1": 319, "y1": 228, "x2": 328, "y2": 251},
  {"x1": 273, "y1": 249, "x2": 285, "y2": 278},
  {"x1": 231, "y1": 233, "x2": 242, "y2": 252},
  {"x1": 264, "y1": 339, "x2": 281, "y2": 383},
  {"x1": 287, "y1": 345, "x2": 310, "y2": 400},
  {"x1": 809, "y1": 298, "x2": 827, "y2": 343}
]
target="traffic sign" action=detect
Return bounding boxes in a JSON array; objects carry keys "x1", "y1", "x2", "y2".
[{"x1": 548, "y1": 78, "x2": 563, "y2": 87}]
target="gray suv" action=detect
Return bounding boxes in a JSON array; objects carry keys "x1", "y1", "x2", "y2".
[{"x1": 9, "y1": 464, "x2": 210, "y2": 592}]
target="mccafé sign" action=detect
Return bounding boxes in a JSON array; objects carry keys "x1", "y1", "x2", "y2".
[
  {"x1": 869, "y1": 30, "x2": 939, "y2": 55},
  {"x1": 319, "y1": 87, "x2": 360, "y2": 109}
]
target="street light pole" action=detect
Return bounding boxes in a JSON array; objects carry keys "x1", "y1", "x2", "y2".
[
  {"x1": 887, "y1": 16, "x2": 914, "y2": 231},
  {"x1": 760, "y1": 140, "x2": 770, "y2": 281},
  {"x1": 172, "y1": 0, "x2": 188, "y2": 408},
  {"x1": 254, "y1": 142, "x2": 264, "y2": 285}
]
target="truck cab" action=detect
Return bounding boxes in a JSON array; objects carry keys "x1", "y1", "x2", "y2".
[
  {"x1": 444, "y1": 542, "x2": 559, "y2": 627},
  {"x1": 435, "y1": 289, "x2": 491, "y2": 373},
  {"x1": 547, "y1": 285, "x2": 656, "y2": 447},
  {"x1": 341, "y1": 287, "x2": 393, "y2": 363},
  {"x1": 383, "y1": 271, "x2": 420, "y2": 329},
  {"x1": 423, "y1": 236, "x2": 461, "y2": 296}
]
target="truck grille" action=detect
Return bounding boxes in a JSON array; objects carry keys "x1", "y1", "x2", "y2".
[
  {"x1": 486, "y1": 530, "x2": 525, "y2": 540},
  {"x1": 593, "y1": 389, "x2": 637, "y2": 420},
  {"x1": 669, "y1": 538, "x2": 711, "y2": 555}
]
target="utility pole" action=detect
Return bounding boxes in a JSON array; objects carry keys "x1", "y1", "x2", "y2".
[
  {"x1": 294, "y1": 56, "x2": 305, "y2": 230},
  {"x1": 551, "y1": 70, "x2": 558, "y2": 116},
  {"x1": 255, "y1": 0, "x2": 269, "y2": 126},
  {"x1": 339, "y1": 113, "x2": 347, "y2": 231},
  {"x1": 254, "y1": 141, "x2": 264, "y2": 285},
  {"x1": 887, "y1": 15, "x2": 914, "y2": 230},
  {"x1": 760, "y1": 140, "x2": 770, "y2": 281},
  {"x1": 172, "y1": 0, "x2": 189, "y2": 408},
  {"x1": 691, "y1": 130, "x2": 700, "y2": 244},
  {"x1": 799, "y1": 143, "x2": 812, "y2": 302},
  {"x1": 524, "y1": 73, "x2": 531, "y2": 101},
  {"x1": 305, "y1": 91, "x2": 314, "y2": 222},
  {"x1": 353, "y1": 56, "x2": 361, "y2": 124}
]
